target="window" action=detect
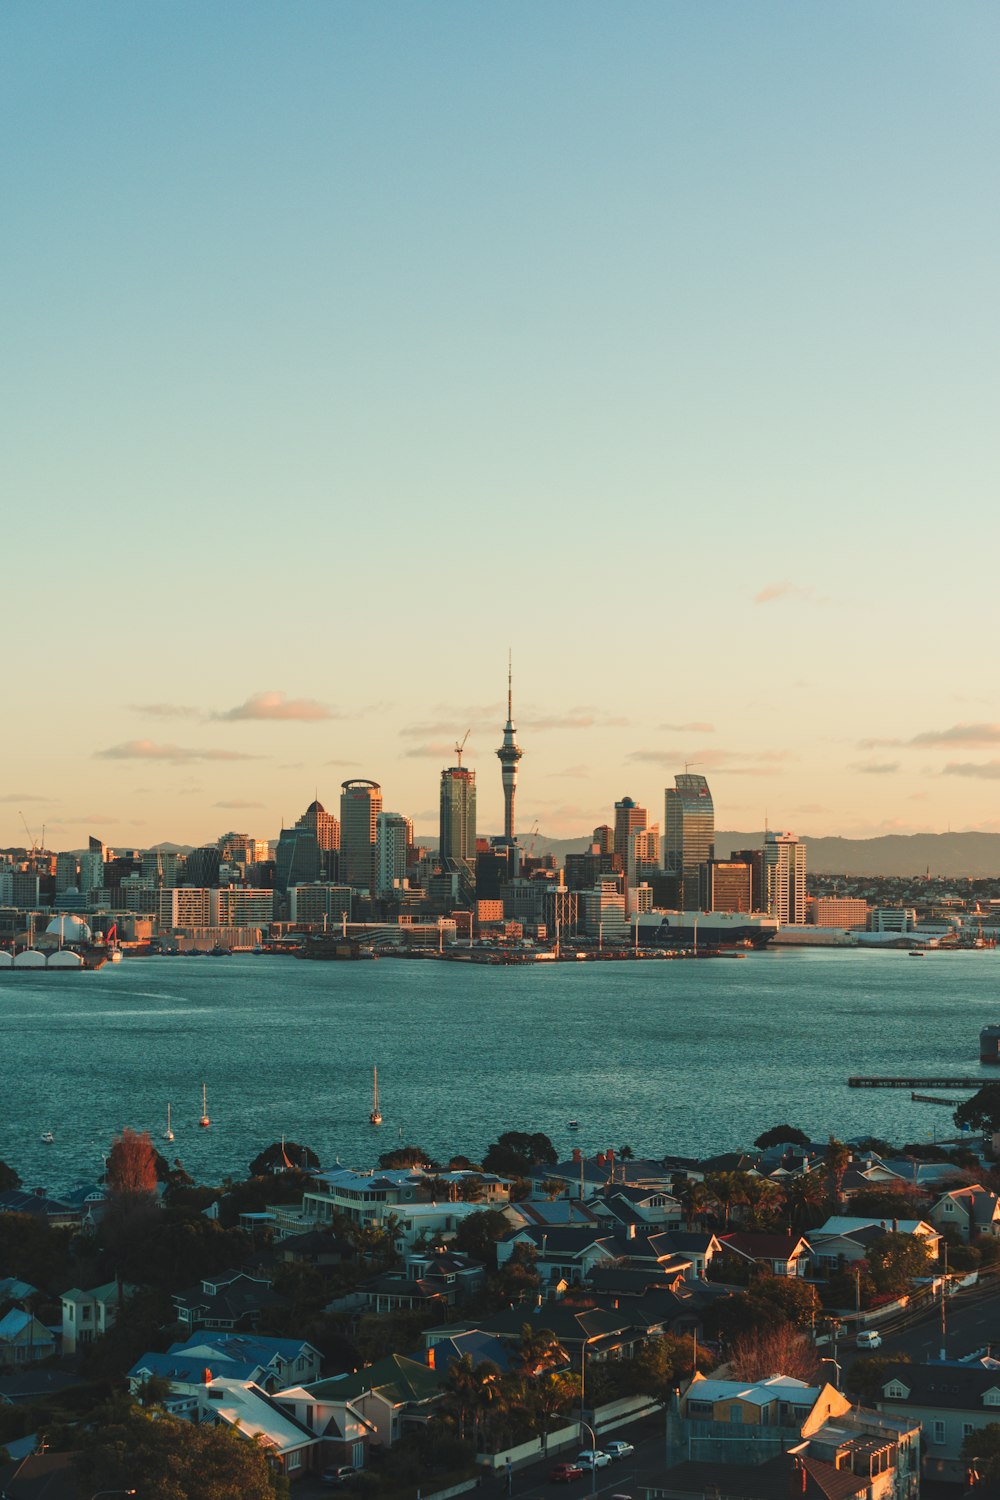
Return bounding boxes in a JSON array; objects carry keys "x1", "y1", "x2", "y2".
[
  {"x1": 964, "y1": 1424, "x2": 975, "y2": 1439},
  {"x1": 729, "y1": 1405, "x2": 742, "y2": 1424},
  {"x1": 985, "y1": 1391, "x2": 1000, "y2": 1407},
  {"x1": 933, "y1": 1421, "x2": 946, "y2": 1445},
  {"x1": 287, "y1": 1452, "x2": 301, "y2": 1471}
]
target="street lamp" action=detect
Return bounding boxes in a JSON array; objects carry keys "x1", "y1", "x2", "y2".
[{"x1": 819, "y1": 1356, "x2": 841, "y2": 1390}]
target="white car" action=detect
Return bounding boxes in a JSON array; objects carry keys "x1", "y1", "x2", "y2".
[
  {"x1": 577, "y1": 1451, "x2": 612, "y2": 1470},
  {"x1": 604, "y1": 1441, "x2": 634, "y2": 1461},
  {"x1": 856, "y1": 1330, "x2": 882, "y2": 1350}
]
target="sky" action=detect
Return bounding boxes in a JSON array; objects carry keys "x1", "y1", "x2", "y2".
[{"x1": 2, "y1": 2, "x2": 998, "y2": 849}]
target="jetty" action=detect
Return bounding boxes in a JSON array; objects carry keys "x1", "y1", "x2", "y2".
[{"x1": 848, "y1": 1076, "x2": 984, "y2": 1090}]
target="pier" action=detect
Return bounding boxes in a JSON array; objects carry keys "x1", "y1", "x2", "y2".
[{"x1": 848, "y1": 1076, "x2": 985, "y2": 1090}]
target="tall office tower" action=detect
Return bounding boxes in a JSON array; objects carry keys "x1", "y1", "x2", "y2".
[
  {"x1": 340, "y1": 779, "x2": 382, "y2": 891},
  {"x1": 702, "y1": 859, "x2": 753, "y2": 913},
  {"x1": 663, "y1": 773, "x2": 715, "y2": 910},
  {"x1": 275, "y1": 827, "x2": 321, "y2": 892},
  {"x1": 762, "y1": 831, "x2": 807, "y2": 925},
  {"x1": 614, "y1": 797, "x2": 648, "y2": 861},
  {"x1": 185, "y1": 845, "x2": 221, "y2": 887},
  {"x1": 439, "y1": 766, "x2": 477, "y2": 874},
  {"x1": 495, "y1": 657, "x2": 523, "y2": 842},
  {"x1": 376, "y1": 812, "x2": 412, "y2": 895},
  {"x1": 732, "y1": 848, "x2": 765, "y2": 910},
  {"x1": 54, "y1": 851, "x2": 79, "y2": 894},
  {"x1": 78, "y1": 836, "x2": 106, "y2": 895},
  {"x1": 295, "y1": 799, "x2": 340, "y2": 852},
  {"x1": 592, "y1": 824, "x2": 614, "y2": 855},
  {"x1": 627, "y1": 824, "x2": 660, "y2": 890}
]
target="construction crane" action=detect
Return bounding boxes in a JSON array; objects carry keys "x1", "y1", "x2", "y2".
[
  {"x1": 526, "y1": 822, "x2": 540, "y2": 859},
  {"x1": 19, "y1": 810, "x2": 37, "y2": 855},
  {"x1": 454, "y1": 729, "x2": 471, "y2": 767}
]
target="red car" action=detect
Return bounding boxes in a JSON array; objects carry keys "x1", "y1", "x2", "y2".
[{"x1": 550, "y1": 1464, "x2": 585, "y2": 1484}]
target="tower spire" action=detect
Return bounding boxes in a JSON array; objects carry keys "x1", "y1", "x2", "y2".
[
  {"x1": 508, "y1": 648, "x2": 513, "y2": 722},
  {"x1": 496, "y1": 651, "x2": 523, "y2": 843}
]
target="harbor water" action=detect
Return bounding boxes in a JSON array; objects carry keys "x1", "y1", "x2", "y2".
[{"x1": 1, "y1": 947, "x2": 997, "y2": 1189}]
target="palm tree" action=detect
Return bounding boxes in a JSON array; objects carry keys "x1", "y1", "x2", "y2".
[
  {"x1": 514, "y1": 1322, "x2": 561, "y2": 1378},
  {"x1": 532, "y1": 1371, "x2": 581, "y2": 1453},
  {"x1": 705, "y1": 1171, "x2": 747, "y2": 1230},
  {"x1": 679, "y1": 1178, "x2": 711, "y2": 1230},
  {"x1": 781, "y1": 1167, "x2": 826, "y2": 1231},
  {"x1": 444, "y1": 1353, "x2": 479, "y2": 1442}
]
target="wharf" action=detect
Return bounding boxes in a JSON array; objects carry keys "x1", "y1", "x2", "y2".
[{"x1": 848, "y1": 1076, "x2": 984, "y2": 1089}]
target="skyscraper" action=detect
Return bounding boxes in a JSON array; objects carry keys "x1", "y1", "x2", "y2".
[
  {"x1": 495, "y1": 656, "x2": 523, "y2": 843},
  {"x1": 613, "y1": 796, "x2": 647, "y2": 861},
  {"x1": 339, "y1": 780, "x2": 382, "y2": 891},
  {"x1": 762, "y1": 831, "x2": 807, "y2": 925},
  {"x1": 663, "y1": 773, "x2": 715, "y2": 910},
  {"x1": 296, "y1": 799, "x2": 340, "y2": 853},
  {"x1": 439, "y1": 766, "x2": 477, "y2": 873},
  {"x1": 376, "y1": 811, "x2": 412, "y2": 895}
]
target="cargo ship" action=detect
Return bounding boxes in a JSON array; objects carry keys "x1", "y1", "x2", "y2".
[{"x1": 633, "y1": 910, "x2": 779, "y2": 950}]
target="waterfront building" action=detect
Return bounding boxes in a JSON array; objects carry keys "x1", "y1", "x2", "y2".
[
  {"x1": 215, "y1": 888, "x2": 275, "y2": 926},
  {"x1": 495, "y1": 657, "x2": 523, "y2": 843},
  {"x1": 812, "y1": 896, "x2": 868, "y2": 929},
  {"x1": 763, "y1": 831, "x2": 807, "y2": 925},
  {"x1": 54, "y1": 852, "x2": 78, "y2": 894},
  {"x1": 664, "y1": 774, "x2": 715, "y2": 909},
  {"x1": 701, "y1": 859, "x2": 753, "y2": 913},
  {"x1": 185, "y1": 844, "x2": 221, "y2": 887},
  {"x1": 439, "y1": 766, "x2": 476, "y2": 874},
  {"x1": 542, "y1": 885, "x2": 580, "y2": 941},
  {"x1": 580, "y1": 877, "x2": 628, "y2": 940},
  {"x1": 275, "y1": 827, "x2": 322, "y2": 892},
  {"x1": 732, "y1": 847, "x2": 765, "y2": 910},
  {"x1": 155, "y1": 887, "x2": 213, "y2": 928},
  {"x1": 376, "y1": 812, "x2": 412, "y2": 896},
  {"x1": 289, "y1": 884, "x2": 352, "y2": 924},
  {"x1": 78, "y1": 836, "x2": 106, "y2": 896},
  {"x1": 564, "y1": 848, "x2": 622, "y2": 892},
  {"x1": 339, "y1": 780, "x2": 382, "y2": 892}
]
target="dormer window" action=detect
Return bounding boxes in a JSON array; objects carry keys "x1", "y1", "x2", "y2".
[
  {"x1": 884, "y1": 1382, "x2": 910, "y2": 1399},
  {"x1": 984, "y1": 1390, "x2": 1000, "y2": 1407}
]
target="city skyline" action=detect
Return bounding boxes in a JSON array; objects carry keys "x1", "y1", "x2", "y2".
[{"x1": 3, "y1": 3, "x2": 999, "y2": 846}]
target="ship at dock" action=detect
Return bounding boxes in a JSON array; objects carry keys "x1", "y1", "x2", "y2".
[{"x1": 633, "y1": 910, "x2": 779, "y2": 950}]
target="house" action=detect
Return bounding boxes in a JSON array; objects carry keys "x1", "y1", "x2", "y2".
[
  {"x1": 669, "y1": 1374, "x2": 920, "y2": 1499},
  {"x1": 171, "y1": 1269, "x2": 279, "y2": 1332},
  {"x1": 170, "y1": 1332, "x2": 322, "y2": 1389},
  {"x1": 60, "y1": 1280, "x2": 136, "y2": 1355},
  {"x1": 278, "y1": 1354, "x2": 444, "y2": 1453},
  {"x1": 589, "y1": 1185, "x2": 684, "y2": 1231},
  {"x1": 298, "y1": 1164, "x2": 511, "y2": 1236},
  {"x1": 497, "y1": 1224, "x2": 617, "y2": 1285},
  {"x1": 0, "y1": 1190, "x2": 83, "y2": 1230},
  {"x1": 718, "y1": 1231, "x2": 813, "y2": 1277},
  {"x1": 197, "y1": 1374, "x2": 318, "y2": 1479},
  {"x1": 0, "y1": 1278, "x2": 39, "y2": 1305},
  {"x1": 642, "y1": 1448, "x2": 909, "y2": 1500},
  {"x1": 276, "y1": 1227, "x2": 353, "y2": 1267},
  {"x1": 809, "y1": 1217, "x2": 941, "y2": 1273},
  {"x1": 0, "y1": 1310, "x2": 57, "y2": 1366},
  {"x1": 405, "y1": 1248, "x2": 485, "y2": 1300},
  {"x1": 875, "y1": 1359, "x2": 1000, "y2": 1485},
  {"x1": 930, "y1": 1185, "x2": 1000, "y2": 1242}
]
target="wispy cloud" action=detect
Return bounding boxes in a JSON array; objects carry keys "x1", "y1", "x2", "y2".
[
  {"x1": 912, "y1": 723, "x2": 1000, "y2": 748},
  {"x1": 852, "y1": 761, "x2": 900, "y2": 775},
  {"x1": 754, "y1": 581, "x2": 826, "y2": 606},
  {"x1": 521, "y1": 708, "x2": 630, "y2": 731},
  {"x1": 129, "y1": 702, "x2": 201, "y2": 719},
  {"x1": 547, "y1": 765, "x2": 591, "y2": 780},
  {"x1": 403, "y1": 742, "x2": 464, "y2": 760},
  {"x1": 942, "y1": 761, "x2": 1000, "y2": 780},
  {"x1": 0, "y1": 793, "x2": 47, "y2": 804},
  {"x1": 214, "y1": 799, "x2": 265, "y2": 809},
  {"x1": 627, "y1": 747, "x2": 791, "y2": 777},
  {"x1": 215, "y1": 691, "x2": 338, "y2": 722},
  {"x1": 657, "y1": 721, "x2": 715, "y2": 734},
  {"x1": 94, "y1": 740, "x2": 260, "y2": 763}
]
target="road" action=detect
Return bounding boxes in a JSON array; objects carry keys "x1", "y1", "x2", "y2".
[{"x1": 841, "y1": 1279, "x2": 1000, "y2": 1366}]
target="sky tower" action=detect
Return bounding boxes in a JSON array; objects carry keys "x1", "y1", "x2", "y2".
[{"x1": 495, "y1": 653, "x2": 523, "y2": 842}]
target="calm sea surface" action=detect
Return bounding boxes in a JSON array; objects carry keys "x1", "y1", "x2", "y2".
[{"x1": 2, "y1": 948, "x2": 999, "y2": 1191}]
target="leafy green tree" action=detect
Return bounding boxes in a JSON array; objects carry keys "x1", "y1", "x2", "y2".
[
  {"x1": 823, "y1": 1137, "x2": 850, "y2": 1210},
  {"x1": 355, "y1": 1307, "x2": 438, "y2": 1362},
  {"x1": 513, "y1": 1323, "x2": 561, "y2": 1377},
  {"x1": 955, "y1": 1086, "x2": 1000, "y2": 1136},
  {"x1": 866, "y1": 1231, "x2": 932, "y2": 1295},
  {"x1": 962, "y1": 1420, "x2": 1000, "y2": 1482},
  {"x1": 452, "y1": 1209, "x2": 512, "y2": 1268},
  {"x1": 249, "y1": 1141, "x2": 319, "y2": 1176},
  {"x1": 0, "y1": 1213, "x2": 75, "y2": 1292},
  {"x1": 749, "y1": 1275, "x2": 821, "y2": 1329},
  {"x1": 704, "y1": 1170, "x2": 747, "y2": 1228},
  {"x1": 378, "y1": 1144, "x2": 432, "y2": 1169},
  {"x1": 482, "y1": 1132, "x2": 557, "y2": 1177},
  {"x1": 0, "y1": 1160, "x2": 22, "y2": 1191},
  {"x1": 75, "y1": 1397, "x2": 288, "y2": 1499},
  {"x1": 754, "y1": 1125, "x2": 809, "y2": 1149}
]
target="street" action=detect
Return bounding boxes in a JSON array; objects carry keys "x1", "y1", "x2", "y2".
[{"x1": 848, "y1": 1280, "x2": 1000, "y2": 1366}]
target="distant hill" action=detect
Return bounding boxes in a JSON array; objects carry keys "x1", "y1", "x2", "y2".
[{"x1": 715, "y1": 830, "x2": 1000, "y2": 878}]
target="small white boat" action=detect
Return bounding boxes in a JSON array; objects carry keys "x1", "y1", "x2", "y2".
[
  {"x1": 164, "y1": 1102, "x2": 174, "y2": 1142},
  {"x1": 199, "y1": 1082, "x2": 210, "y2": 1128},
  {"x1": 568, "y1": 1120, "x2": 580, "y2": 1130},
  {"x1": 370, "y1": 1064, "x2": 383, "y2": 1126},
  {"x1": 40, "y1": 1130, "x2": 54, "y2": 1144}
]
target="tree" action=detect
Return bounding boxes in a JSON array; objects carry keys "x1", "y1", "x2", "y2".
[
  {"x1": 754, "y1": 1125, "x2": 809, "y2": 1149},
  {"x1": 482, "y1": 1132, "x2": 557, "y2": 1177},
  {"x1": 704, "y1": 1171, "x2": 747, "y2": 1228},
  {"x1": 513, "y1": 1323, "x2": 561, "y2": 1378},
  {"x1": 0, "y1": 1160, "x2": 22, "y2": 1192},
  {"x1": 866, "y1": 1231, "x2": 931, "y2": 1296},
  {"x1": 749, "y1": 1276, "x2": 821, "y2": 1330},
  {"x1": 962, "y1": 1420, "x2": 1000, "y2": 1483},
  {"x1": 75, "y1": 1398, "x2": 289, "y2": 1499},
  {"x1": 452, "y1": 1209, "x2": 513, "y2": 1269},
  {"x1": 846, "y1": 1353, "x2": 909, "y2": 1405},
  {"x1": 727, "y1": 1324, "x2": 820, "y2": 1383},
  {"x1": 378, "y1": 1144, "x2": 432, "y2": 1169},
  {"x1": 823, "y1": 1136, "x2": 850, "y2": 1210},
  {"x1": 781, "y1": 1170, "x2": 827, "y2": 1232},
  {"x1": 106, "y1": 1128, "x2": 159, "y2": 1200},
  {"x1": 249, "y1": 1141, "x2": 319, "y2": 1176},
  {"x1": 955, "y1": 1086, "x2": 1000, "y2": 1136}
]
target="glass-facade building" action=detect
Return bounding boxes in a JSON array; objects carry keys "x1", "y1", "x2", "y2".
[{"x1": 663, "y1": 773, "x2": 715, "y2": 910}]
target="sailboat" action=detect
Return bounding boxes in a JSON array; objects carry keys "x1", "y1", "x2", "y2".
[
  {"x1": 199, "y1": 1083, "x2": 210, "y2": 1129},
  {"x1": 370, "y1": 1065, "x2": 383, "y2": 1126},
  {"x1": 164, "y1": 1103, "x2": 174, "y2": 1143}
]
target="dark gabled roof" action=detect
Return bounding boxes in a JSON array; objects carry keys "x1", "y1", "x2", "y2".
[
  {"x1": 0, "y1": 1191, "x2": 76, "y2": 1220},
  {"x1": 508, "y1": 1225, "x2": 606, "y2": 1255},
  {"x1": 879, "y1": 1361, "x2": 1000, "y2": 1410},
  {"x1": 720, "y1": 1231, "x2": 811, "y2": 1258},
  {"x1": 664, "y1": 1230, "x2": 718, "y2": 1252},
  {"x1": 647, "y1": 1454, "x2": 866, "y2": 1500},
  {"x1": 305, "y1": 1353, "x2": 443, "y2": 1405},
  {"x1": 587, "y1": 1266, "x2": 681, "y2": 1296},
  {"x1": 698, "y1": 1151, "x2": 760, "y2": 1173}
]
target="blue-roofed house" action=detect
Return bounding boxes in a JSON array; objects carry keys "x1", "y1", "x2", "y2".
[
  {"x1": 0, "y1": 1309, "x2": 57, "y2": 1366},
  {"x1": 168, "y1": 1332, "x2": 323, "y2": 1389},
  {"x1": 0, "y1": 1277, "x2": 38, "y2": 1305}
]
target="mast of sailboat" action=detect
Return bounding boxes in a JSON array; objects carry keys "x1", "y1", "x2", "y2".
[{"x1": 200, "y1": 1082, "x2": 210, "y2": 1127}]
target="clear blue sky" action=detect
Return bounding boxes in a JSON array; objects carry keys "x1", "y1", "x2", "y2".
[{"x1": 2, "y1": 2, "x2": 998, "y2": 847}]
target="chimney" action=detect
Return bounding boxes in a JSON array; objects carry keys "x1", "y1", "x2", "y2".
[
  {"x1": 426, "y1": 1345, "x2": 435, "y2": 1369},
  {"x1": 789, "y1": 1455, "x2": 807, "y2": 1496},
  {"x1": 596, "y1": 1152, "x2": 606, "y2": 1168},
  {"x1": 203, "y1": 1367, "x2": 213, "y2": 1385},
  {"x1": 572, "y1": 1148, "x2": 582, "y2": 1163}
]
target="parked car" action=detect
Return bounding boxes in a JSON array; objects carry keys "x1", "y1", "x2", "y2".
[
  {"x1": 550, "y1": 1463, "x2": 585, "y2": 1483},
  {"x1": 604, "y1": 1441, "x2": 635, "y2": 1461},
  {"x1": 577, "y1": 1451, "x2": 612, "y2": 1470},
  {"x1": 320, "y1": 1468, "x2": 359, "y2": 1486},
  {"x1": 856, "y1": 1330, "x2": 882, "y2": 1350}
]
